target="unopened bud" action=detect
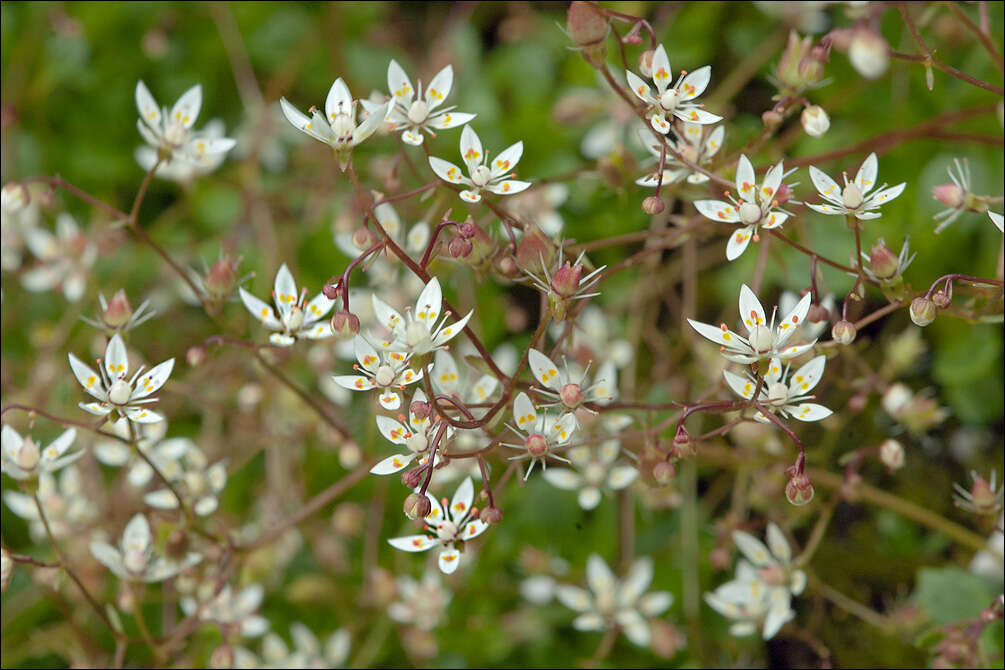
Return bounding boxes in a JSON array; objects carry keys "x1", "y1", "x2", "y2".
[
  {"x1": 848, "y1": 28, "x2": 889, "y2": 79},
  {"x1": 567, "y1": 1, "x2": 609, "y2": 48},
  {"x1": 448, "y1": 236, "x2": 474, "y2": 259},
  {"x1": 762, "y1": 110, "x2": 783, "y2": 129},
  {"x1": 869, "y1": 239, "x2": 900, "y2": 280},
  {"x1": 515, "y1": 225, "x2": 556, "y2": 272},
  {"x1": 352, "y1": 227, "x2": 377, "y2": 251},
  {"x1": 459, "y1": 221, "x2": 478, "y2": 238},
  {"x1": 330, "y1": 310, "x2": 360, "y2": 340},
  {"x1": 401, "y1": 469, "x2": 423, "y2": 490},
  {"x1": 785, "y1": 472, "x2": 815, "y2": 506},
  {"x1": 550, "y1": 262, "x2": 583, "y2": 299},
  {"x1": 642, "y1": 195, "x2": 665, "y2": 215},
  {"x1": 831, "y1": 319, "x2": 857, "y2": 344},
  {"x1": 638, "y1": 49, "x2": 655, "y2": 78},
  {"x1": 909, "y1": 297, "x2": 937, "y2": 326},
  {"x1": 879, "y1": 439, "x2": 904, "y2": 470},
  {"x1": 495, "y1": 254, "x2": 520, "y2": 278},
  {"x1": 103, "y1": 290, "x2": 133, "y2": 328},
  {"x1": 807, "y1": 303, "x2": 830, "y2": 323},
  {"x1": 652, "y1": 460, "x2": 675, "y2": 485},
  {"x1": 186, "y1": 345, "x2": 206, "y2": 367},
  {"x1": 800, "y1": 105, "x2": 830, "y2": 137},
  {"x1": 14, "y1": 436, "x2": 40, "y2": 471},
  {"x1": 969, "y1": 475, "x2": 998, "y2": 514},
  {"x1": 206, "y1": 256, "x2": 238, "y2": 299},
  {"x1": 670, "y1": 424, "x2": 695, "y2": 459},
  {"x1": 1, "y1": 182, "x2": 30, "y2": 212},
  {"x1": 479, "y1": 506, "x2": 503, "y2": 524},
  {"x1": 322, "y1": 280, "x2": 339, "y2": 300},
  {"x1": 164, "y1": 528, "x2": 190, "y2": 560},
  {"x1": 774, "y1": 183, "x2": 793, "y2": 206},
  {"x1": 410, "y1": 400, "x2": 433, "y2": 420},
  {"x1": 932, "y1": 289, "x2": 951, "y2": 309},
  {"x1": 932, "y1": 183, "x2": 965, "y2": 209},
  {"x1": 403, "y1": 492, "x2": 431, "y2": 520},
  {"x1": 777, "y1": 31, "x2": 813, "y2": 90}
]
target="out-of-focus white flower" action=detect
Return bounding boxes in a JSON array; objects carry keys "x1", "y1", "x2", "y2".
[
  {"x1": 704, "y1": 523, "x2": 804, "y2": 639},
  {"x1": 361, "y1": 60, "x2": 475, "y2": 146},
  {"x1": 90, "y1": 513, "x2": 201, "y2": 582},
  {"x1": 370, "y1": 389, "x2": 447, "y2": 476},
  {"x1": 388, "y1": 477, "x2": 490, "y2": 574},
  {"x1": 806, "y1": 152, "x2": 905, "y2": 220},
  {"x1": 69, "y1": 333, "x2": 174, "y2": 424},
  {"x1": 136, "y1": 118, "x2": 232, "y2": 181},
  {"x1": 542, "y1": 436, "x2": 637, "y2": 510},
  {"x1": 429, "y1": 125, "x2": 530, "y2": 203},
  {"x1": 549, "y1": 305, "x2": 634, "y2": 370},
  {"x1": 21, "y1": 213, "x2": 97, "y2": 301},
  {"x1": 3, "y1": 466, "x2": 95, "y2": 541},
  {"x1": 430, "y1": 350, "x2": 499, "y2": 414},
  {"x1": 135, "y1": 81, "x2": 236, "y2": 167},
  {"x1": 1, "y1": 183, "x2": 40, "y2": 272},
  {"x1": 280, "y1": 78, "x2": 390, "y2": 171},
  {"x1": 144, "y1": 445, "x2": 227, "y2": 517},
  {"x1": 370, "y1": 277, "x2": 472, "y2": 356},
  {"x1": 528, "y1": 348, "x2": 616, "y2": 411},
  {"x1": 521, "y1": 574, "x2": 558, "y2": 605},
  {"x1": 181, "y1": 583, "x2": 269, "y2": 638},
  {"x1": 93, "y1": 420, "x2": 187, "y2": 487},
  {"x1": 723, "y1": 355, "x2": 833, "y2": 423},
  {"x1": 636, "y1": 123, "x2": 724, "y2": 186},
  {"x1": 694, "y1": 155, "x2": 794, "y2": 261},
  {"x1": 800, "y1": 105, "x2": 830, "y2": 137},
  {"x1": 503, "y1": 392, "x2": 577, "y2": 480},
  {"x1": 848, "y1": 28, "x2": 889, "y2": 80},
  {"x1": 260, "y1": 623, "x2": 350, "y2": 669},
  {"x1": 1, "y1": 547, "x2": 11, "y2": 593},
  {"x1": 970, "y1": 513, "x2": 1004, "y2": 582},
  {"x1": 556, "y1": 555, "x2": 673, "y2": 647},
  {"x1": 688, "y1": 284, "x2": 815, "y2": 365},
  {"x1": 626, "y1": 44, "x2": 721, "y2": 134},
  {"x1": 1, "y1": 425, "x2": 81, "y2": 480},
  {"x1": 239, "y1": 263, "x2": 334, "y2": 347},
  {"x1": 388, "y1": 569, "x2": 453, "y2": 629},
  {"x1": 332, "y1": 335, "x2": 423, "y2": 410},
  {"x1": 506, "y1": 184, "x2": 569, "y2": 237}
]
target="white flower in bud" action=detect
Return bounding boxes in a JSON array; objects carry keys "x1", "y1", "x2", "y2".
[
  {"x1": 879, "y1": 439, "x2": 905, "y2": 470},
  {"x1": 848, "y1": 29, "x2": 889, "y2": 79},
  {"x1": 800, "y1": 105, "x2": 830, "y2": 137}
]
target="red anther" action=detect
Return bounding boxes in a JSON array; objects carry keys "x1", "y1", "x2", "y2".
[
  {"x1": 352, "y1": 364, "x2": 360, "y2": 370},
  {"x1": 753, "y1": 233, "x2": 760, "y2": 242},
  {"x1": 720, "y1": 323, "x2": 728, "y2": 331},
  {"x1": 441, "y1": 497, "x2": 449, "y2": 507}
]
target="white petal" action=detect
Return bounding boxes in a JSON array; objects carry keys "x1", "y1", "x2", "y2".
[
  {"x1": 528, "y1": 348, "x2": 562, "y2": 391},
  {"x1": 651, "y1": 44, "x2": 672, "y2": 94},
  {"x1": 677, "y1": 107, "x2": 722, "y2": 124},
  {"x1": 725, "y1": 227, "x2": 753, "y2": 260},
  {"x1": 130, "y1": 359, "x2": 174, "y2": 400},
  {"x1": 41, "y1": 429, "x2": 77, "y2": 462},
  {"x1": 639, "y1": 591, "x2": 673, "y2": 616},
  {"x1": 808, "y1": 165, "x2": 841, "y2": 201},
  {"x1": 586, "y1": 554, "x2": 617, "y2": 599},
  {"x1": 135, "y1": 80, "x2": 161, "y2": 129},
  {"x1": 124, "y1": 406, "x2": 164, "y2": 424},
  {"x1": 735, "y1": 155, "x2": 756, "y2": 202},
  {"x1": 144, "y1": 488, "x2": 180, "y2": 509},
  {"x1": 787, "y1": 355, "x2": 826, "y2": 396},
  {"x1": 788, "y1": 402, "x2": 832, "y2": 421},
  {"x1": 626, "y1": 69, "x2": 653, "y2": 103},
  {"x1": 577, "y1": 487, "x2": 602, "y2": 510},
  {"x1": 352, "y1": 101, "x2": 389, "y2": 145},
  {"x1": 428, "y1": 156, "x2": 467, "y2": 185},
  {"x1": 687, "y1": 318, "x2": 745, "y2": 350},
  {"x1": 273, "y1": 264, "x2": 297, "y2": 318},
  {"x1": 732, "y1": 529, "x2": 773, "y2": 567},
  {"x1": 424, "y1": 64, "x2": 453, "y2": 110},
  {"x1": 616, "y1": 609, "x2": 651, "y2": 646},
  {"x1": 607, "y1": 466, "x2": 637, "y2": 491},
  {"x1": 775, "y1": 292, "x2": 812, "y2": 346},
  {"x1": 555, "y1": 585, "x2": 593, "y2": 613},
  {"x1": 432, "y1": 351, "x2": 460, "y2": 395},
  {"x1": 68, "y1": 354, "x2": 105, "y2": 400},
  {"x1": 459, "y1": 125, "x2": 483, "y2": 173},
  {"x1": 619, "y1": 556, "x2": 653, "y2": 606},
  {"x1": 513, "y1": 392, "x2": 537, "y2": 432},
  {"x1": 325, "y1": 78, "x2": 354, "y2": 122},
  {"x1": 551, "y1": 413, "x2": 577, "y2": 444},
  {"x1": 387, "y1": 60, "x2": 415, "y2": 106},
  {"x1": 280, "y1": 97, "x2": 331, "y2": 144},
  {"x1": 855, "y1": 152, "x2": 878, "y2": 194},
  {"x1": 765, "y1": 523, "x2": 791, "y2": 564},
  {"x1": 170, "y1": 84, "x2": 202, "y2": 129},
  {"x1": 90, "y1": 541, "x2": 126, "y2": 576},
  {"x1": 449, "y1": 477, "x2": 475, "y2": 524},
  {"x1": 483, "y1": 179, "x2": 531, "y2": 196},
  {"x1": 739, "y1": 284, "x2": 767, "y2": 331},
  {"x1": 122, "y1": 513, "x2": 151, "y2": 551},
  {"x1": 429, "y1": 110, "x2": 476, "y2": 130},
  {"x1": 693, "y1": 199, "x2": 739, "y2": 223},
  {"x1": 104, "y1": 333, "x2": 129, "y2": 379},
  {"x1": 239, "y1": 288, "x2": 281, "y2": 329},
  {"x1": 679, "y1": 65, "x2": 711, "y2": 100},
  {"x1": 490, "y1": 141, "x2": 523, "y2": 179},
  {"x1": 414, "y1": 277, "x2": 443, "y2": 326},
  {"x1": 723, "y1": 369, "x2": 756, "y2": 400},
  {"x1": 542, "y1": 467, "x2": 582, "y2": 490}
]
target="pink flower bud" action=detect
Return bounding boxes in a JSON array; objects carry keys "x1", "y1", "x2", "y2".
[
  {"x1": 969, "y1": 475, "x2": 997, "y2": 513},
  {"x1": 567, "y1": 1, "x2": 609, "y2": 48},
  {"x1": 403, "y1": 492, "x2": 431, "y2": 520},
  {"x1": 550, "y1": 262, "x2": 583, "y2": 299},
  {"x1": 831, "y1": 319, "x2": 857, "y2": 345},
  {"x1": 932, "y1": 289, "x2": 951, "y2": 309},
  {"x1": 459, "y1": 221, "x2": 478, "y2": 239},
  {"x1": 352, "y1": 227, "x2": 377, "y2": 251},
  {"x1": 103, "y1": 289, "x2": 133, "y2": 328},
  {"x1": 638, "y1": 49, "x2": 655, "y2": 78},
  {"x1": 909, "y1": 296, "x2": 937, "y2": 326},
  {"x1": 670, "y1": 424, "x2": 695, "y2": 459},
  {"x1": 932, "y1": 183, "x2": 965, "y2": 209},
  {"x1": 515, "y1": 225, "x2": 556, "y2": 272},
  {"x1": 800, "y1": 105, "x2": 830, "y2": 137},
  {"x1": 322, "y1": 279, "x2": 339, "y2": 300},
  {"x1": 410, "y1": 400, "x2": 433, "y2": 420},
  {"x1": 401, "y1": 469, "x2": 423, "y2": 490},
  {"x1": 559, "y1": 383, "x2": 584, "y2": 408},
  {"x1": 785, "y1": 471, "x2": 815, "y2": 506},
  {"x1": 479, "y1": 506, "x2": 503, "y2": 524},
  {"x1": 774, "y1": 183, "x2": 793, "y2": 206},
  {"x1": 206, "y1": 256, "x2": 238, "y2": 299},
  {"x1": 879, "y1": 439, "x2": 905, "y2": 470},
  {"x1": 330, "y1": 310, "x2": 360, "y2": 340},
  {"x1": 652, "y1": 460, "x2": 675, "y2": 485},
  {"x1": 186, "y1": 345, "x2": 207, "y2": 367},
  {"x1": 807, "y1": 303, "x2": 830, "y2": 323},
  {"x1": 869, "y1": 239, "x2": 900, "y2": 280},
  {"x1": 448, "y1": 236, "x2": 474, "y2": 259},
  {"x1": 762, "y1": 110, "x2": 783, "y2": 129},
  {"x1": 848, "y1": 28, "x2": 889, "y2": 79},
  {"x1": 495, "y1": 254, "x2": 520, "y2": 278},
  {"x1": 642, "y1": 195, "x2": 665, "y2": 214}
]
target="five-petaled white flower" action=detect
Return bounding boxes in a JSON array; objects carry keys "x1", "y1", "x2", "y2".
[
  {"x1": 370, "y1": 389, "x2": 448, "y2": 476},
  {"x1": 280, "y1": 78, "x2": 390, "y2": 171},
  {"x1": 136, "y1": 118, "x2": 232, "y2": 181},
  {"x1": 388, "y1": 569, "x2": 453, "y2": 630},
  {"x1": 260, "y1": 623, "x2": 350, "y2": 669},
  {"x1": 806, "y1": 152, "x2": 905, "y2": 220},
  {"x1": 90, "y1": 513, "x2": 201, "y2": 582},
  {"x1": 694, "y1": 155, "x2": 792, "y2": 261},
  {"x1": 636, "y1": 123, "x2": 724, "y2": 186},
  {"x1": 388, "y1": 477, "x2": 490, "y2": 574},
  {"x1": 3, "y1": 467, "x2": 95, "y2": 542},
  {"x1": 240, "y1": 263, "x2": 335, "y2": 347},
  {"x1": 688, "y1": 285, "x2": 815, "y2": 364},
  {"x1": 362, "y1": 60, "x2": 475, "y2": 146},
  {"x1": 556, "y1": 555, "x2": 673, "y2": 648},
  {"x1": 1, "y1": 425, "x2": 81, "y2": 481},
  {"x1": 723, "y1": 355, "x2": 833, "y2": 423},
  {"x1": 93, "y1": 419, "x2": 189, "y2": 488},
  {"x1": 332, "y1": 336, "x2": 422, "y2": 410},
  {"x1": 135, "y1": 81, "x2": 236, "y2": 167},
  {"x1": 21, "y1": 213, "x2": 97, "y2": 302},
  {"x1": 542, "y1": 434, "x2": 638, "y2": 510},
  {"x1": 371, "y1": 277, "x2": 472, "y2": 356},
  {"x1": 704, "y1": 523, "x2": 805, "y2": 640},
  {"x1": 528, "y1": 348, "x2": 617, "y2": 411},
  {"x1": 144, "y1": 445, "x2": 228, "y2": 517},
  {"x1": 181, "y1": 583, "x2": 269, "y2": 638},
  {"x1": 69, "y1": 333, "x2": 174, "y2": 424},
  {"x1": 503, "y1": 392, "x2": 578, "y2": 480},
  {"x1": 429, "y1": 125, "x2": 530, "y2": 203},
  {"x1": 626, "y1": 43, "x2": 721, "y2": 134}
]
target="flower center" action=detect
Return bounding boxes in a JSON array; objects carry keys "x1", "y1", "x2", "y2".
[
  {"x1": 407, "y1": 100, "x2": 429, "y2": 125},
  {"x1": 739, "y1": 202, "x2": 762, "y2": 225},
  {"x1": 284, "y1": 305, "x2": 305, "y2": 332},
  {"x1": 406, "y1": 433, "x2": 428, "y2": 453},
  {"x1": 436, "y1": 521, "x2": 458, "y2": 541},
  {"x1": 374, "y1": 364, "x2": 395, "y2": 387},
  {"x1": 15, "y1": 436, "x2": 40, "y2": 470},
  {"x1": 560, "y1": 383, "x2": 584, "y2": 409},
  {"x1": 659, "y1": 88, "x2": 680, "y2": 111},
  {"x1": 471, "y1": 165, "x2": 492, "y2": 187},
  {"x1": 185, "y1": 471, "x2": 208, "y2": 497},
  {"x1": 760, "y1": 564, "x2": 786, "y2": 587},
  {"x1": 584, "y1": 462, "x2": 606, "y2": 486},
  {"x1": 108, "y1": 380, "x2": 132, "y2": 406},
  {"x1": 405, "y1": 320, "x2": 432, "y2": 349},
  {"x1": 525, "y1": 433, "x2": 549, "y2": 458},
  {"x1": 124, "y1": 548, "x2": 148, "y2": 575},
  {"x1": 842, "y1": 182, "x2": 863, "y2": 209},
  {"x1": 748, "y1": 325, "x2": 774, "y2": 354},
  {"x1": 333, "y1": 113, "x2": 355, "y2": 142},
  {"x1": 163, "y1": 120, "x2": 188, "y2": 148},
  {"x1": 767, "y1": 382, "x2": 789, "y2": 407}
]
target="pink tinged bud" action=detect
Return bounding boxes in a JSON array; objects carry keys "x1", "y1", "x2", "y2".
[
  {"x1": 410, "y1": 400, "x2": 433, "y2": 420},
  {"x1": 670, "y1": 424, "x2": 695, "y2": 459},
  {"x1": 774, "y1": 183, "x2": 793, "y2": 206},
  {"x1": 800, "y1": 105, "x2": 830, "y2": 137},
  {"x1": 807, "y1": 303, "x2": 830, "y2": 323},
  {"x1": 932, "y1": 183, "x2": 965, "y2": 209},
  {"x1": 186, "y1": 345, "x2": 207, "y2": 367},
  {"x1": 848, "y1": 29, "x2": 890, "y2": 79},
  {"x1": 567, "y1": 1, "x2": 609, "y2": 47},
  {"x1": 479, "y1": 506, "x2": 503, "y2": 524},
  {"x1": 459, "y1": 221, "x2": 478, "y2": 239},
  {"x1": 404, "y1": 492, "x2": 431, "y2": 520},
  {"x1": 525, "y1": 433, "x2": 549, "y2": 458},
  {"x1": 909, "y1": 297, "x2": 937, "y2": 326},
  {"x1": 515, "y1": 225, "x2": 556, "y2": 272},
  {"x1": 103, "y1": 289, "x2": 133, "y2": 328},
  {"x1": 495, "y1": 254, "x2": 520, "y2": 278},
  {"x1": 352, "y1": 227, "x2": 377, "y2": 251},
  {"x1": 206, "y1": 256, "x2": 238, "y2": 299},
  {"x1": 831, "y1": 319, "x2": 857, "y2": 345},
  {"x1": 879, "y1": 439, "x2": 905, "y2": 470},
  {"x1": 401, "y1": 469, "x2": 423, "y2": 489},
  {"x1": 559, "y1": 383, "x2": 584, "y2": 409},
  {"x1": 638, "y1": 50, "x2": 655, "y2": 78},
  {"x1": 330, "y1": 310, "x2": 360, "y2": 340},
  {"x1": 448, "y1": 236, "x2": 474, "y2": 259},
  {"x1": 762, "y1": 110, "x2": 783, "y2": 129},
  {"x1": 322, "y1": 280, "x2": 339, "y2": 300},
  {"x1": 550, "y1": 262, "x2": 583, "y2": 299},
  {"x1": 785, "y1": 472, "x2": 815, "y2": 506},
  {"x1": 970, "y1": 475, "x2": 997, "y2": 513},
  {"x1": 932, "y1": 289, "x2": 952, "y2": 309},
  {"x1": 869, "y1": 240, "x2": 900, "y2": 280},
  {"x1": 652, "y1": 460, "x2": 675, "y2": 485},
  {"x1": 642, "y1": 195, "x2": 665, "y2": 215}
]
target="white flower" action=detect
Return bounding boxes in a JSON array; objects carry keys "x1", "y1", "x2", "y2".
[
  {"x1": 21, "y1": 213, "x2": 97, "y2": 301},
  {"x1": 370, "y1": 389, "x2": 448, "y2": 476},
  {"x1": 370, "y1": 277, "x2": 472, "y2": 356},
  {"x1": 806, "y1": 152, "x2": 905, "y2": 220},
  {"x1": 528, "y1": 347, "x2": 617, "y2": 411},
  {"x1": 68, "y1": 333, "x2": 174, "y2": 424},
  {"x1": 3, "y1": 467, "x2": 95, "y2": 542},
  {"x1": 388, "y1": 477, "x2": 490, "y2": 574},
  {"x1": 991, "y1": 210, "x2": 1005, "y2": 233},
  {"x1": 90, "y1": 513, "x2": 201, "y2": 582},
  {"x1": 723, "y1": 355, "x2": 833, "y2": 423},
  {"x1": 555, "y1": 555, "x2": 673, "y2": 648},
  {"x1": 260, "y1": 624, "x2": 350, "y2": 669},
  {"x1": 428, "y1": 125, "x2": 531, "y2": 203},
  {"x1": 388, "y1": 569, "x2": 453, "y2": 630},
  {"x1": 542, "y1": 437, "x2": 638, "y2": 510},
  {"x1": 625, "y1": 43, "x2": 721, "y2": 134},
  {"x1": 240, "y1": 264, "x2": 334, "y2": 347},
  {"x1": 332, "y1": 335, "x2": 423, "y2": 410},
  {"x1": 135, "y1": 81, "x2": 236, "y2": 166},
  {"x1": 705, "y1": 523, "x2": 805, "y2": 640},
  {"x1": 503, "y1": 392, "x2": 578, "y2": 480},
  {"x1": 1, "y1": 425, "x2": 81, "y2": 480},
  {"x1": 688, "y1": 284, "x2": 816, "y2": 364},
  {"x1": 361, "y1": 60, "x2": 475, "y2": 146},
  {"x1": 636, "y1": 123, "x2": 724, "y2": 186},
  {"x1": 136, "y1": 118, "x2": 232, "y2": 181},
  {"x1": 144, "y1": 445, "x2": 227, "y2": 517},
  {"x1": 1, "y1": 183, "x2": 40, "y2": 272},
  {"x1": 280, "y1": 78, "x2": 390, "y2": 171},
  {"x1": 430, "y1": 350, "x2": 499, "y2": 416},
  {"x1": 694, "y1": 154, "x2": 793, "y2": 261},
  {"x1": 181, "y1": 583, "x2": 269, "y2": 638}
]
